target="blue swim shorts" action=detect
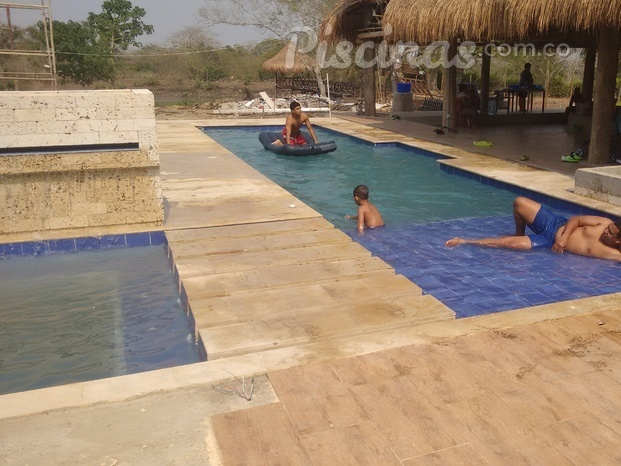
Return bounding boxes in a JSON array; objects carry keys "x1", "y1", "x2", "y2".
[{"x1": 527, "y1": 206, "x2": 568, "y2": 249}]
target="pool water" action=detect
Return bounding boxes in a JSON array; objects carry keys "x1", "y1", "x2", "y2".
[
  {"x1": 0, "y1": 246, "x2": 200, "y2": 395},
  {"x1": 203, "y1": 127, "x2": 621, "y2": 317},
  {"x1": 205, "y1": 127, "x2": 516, "y2": 230}
]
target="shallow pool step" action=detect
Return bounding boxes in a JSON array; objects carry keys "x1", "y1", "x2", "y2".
[
  {"x1": 169, "y1": 228, "x2": 352, "y2": 260},
  {"x1": 200, "y1": 293, "x2": 455, "y2": 359},
  {"x1": 174, "y1": 241, "x2": 373, "y2": 278},
  {"x1": 190, "y1": 274, "x2": 423, "y2": 328},
  {"x1": 181, "y1": 256, "x2": 395, "y2": 299}
]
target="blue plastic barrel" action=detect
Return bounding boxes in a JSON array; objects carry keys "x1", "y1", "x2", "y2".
[{"x1": 396, "y1": 82, "x2": 412, "y2": 93}]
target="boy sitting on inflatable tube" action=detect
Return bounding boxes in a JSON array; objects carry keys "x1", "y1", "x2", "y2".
[{"x1": 272, "y1": 101, "x2": 319, "y2": 146}]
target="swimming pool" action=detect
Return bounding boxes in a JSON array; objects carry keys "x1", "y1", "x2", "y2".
[
  {"x1": 0, "y1": 239, "x2": 201, "y2": 395},
  {"x1": 203, "y1": 126, "x2": 621, "y2": 317}
]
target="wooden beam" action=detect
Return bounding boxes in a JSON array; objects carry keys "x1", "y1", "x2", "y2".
[{"x1": 589, "y1": 26, "x2": 619, "y2": 165}]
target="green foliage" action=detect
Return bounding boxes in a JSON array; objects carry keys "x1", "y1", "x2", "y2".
[
  {"x1": 190, "y1": 62, "x2": 227, "y2": 82},
  {"x1": 88, "y1": 0, "x2": 154, "y2": 53},
  {"x1": 43, "y1": 20, "x2": 114, "y2": 86},
  {"x1": 547, "y1": 74, "x2": 570, "y2": 98},
  {"x1": 42, "y1": 0, "x2": 153, "y2": 86}
]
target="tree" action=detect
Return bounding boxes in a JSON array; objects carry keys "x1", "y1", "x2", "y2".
[
  {"x1": 43, "y1": 0, "x2": 153, "y2": 86},
  {"x1": 168, "y1": 26, "x2": 218, "y2": 52},
  {"x1": 88, "y1": 0, "x2": 154, "y2": 54},
  {"x1": 41, "y1": 20, "x2": 114, "y2": 86},
  {"x1": 197, "y1": 0, "x2": 338, "y2": 96}
]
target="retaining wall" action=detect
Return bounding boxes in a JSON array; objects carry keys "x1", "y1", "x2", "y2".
[{"x1": 0, "y1": 89, "x2": 163, "y2": 237}]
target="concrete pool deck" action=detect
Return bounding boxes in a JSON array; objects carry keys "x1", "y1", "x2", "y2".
[{"x1": 1, "y1": 116, "x2": 621, "y2": 464}]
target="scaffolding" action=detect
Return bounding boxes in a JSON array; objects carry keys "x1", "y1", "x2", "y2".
[{"x1": 0, "y1": 0, "x2": 56, "y2": 89}]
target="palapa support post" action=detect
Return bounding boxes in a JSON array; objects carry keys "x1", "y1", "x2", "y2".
[
  {"x1": 363, "y1": 44, "x2": 377, "y2": 116},
  {"x1": 441, "y1": 39, "x2": 458, "y2": 129},
  {"x1": 480, "y1": 46, "x2": 491, "y2": 115},
  {"x1": 589, "y1": 25, "x2": 620, "y2": 165},
  {"x1": 582, "y1": 41, "x2": 596, "y2": 102}
]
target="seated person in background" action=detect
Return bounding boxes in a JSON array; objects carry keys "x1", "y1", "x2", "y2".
[
  {"x1": 345, "y1": 184, "x2": 385, "y2": 232},
  {"x1": 518, "y1": 63, "x2": 534, "y2": 112},
  {"x1": 272, "y1": 101, "x2": 319, "y2": 146},
  {"x1": 445, "y1": 196, "x2": 621, "y2": 262},
  {"x1": 565, "y1": 87, "x2": 584, "y2": 116}
]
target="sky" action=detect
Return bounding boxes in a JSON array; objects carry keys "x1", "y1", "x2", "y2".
[{"x1": 6, "y1": 0, "x2": 272, "y2": 46}]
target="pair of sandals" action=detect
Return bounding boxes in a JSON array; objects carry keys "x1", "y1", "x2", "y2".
[{"x1": 561, "y1": 148, "x2": 586, "y2": 163}]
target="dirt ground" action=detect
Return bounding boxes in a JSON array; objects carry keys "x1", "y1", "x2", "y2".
[
  {"x1": 0, "y1": 376, "x2": 278, "y2": 466},
  {"x1": 153, "y1": 93, "x2": 568, "y2": 121}
]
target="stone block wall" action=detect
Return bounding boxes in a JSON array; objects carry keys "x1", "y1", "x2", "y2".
[
  {"x1": 0, "y1": 89, "x2": 163, "y2": 237},
  {"x1": 575, "y1": 166, "x2": 621, "y2": 207}
]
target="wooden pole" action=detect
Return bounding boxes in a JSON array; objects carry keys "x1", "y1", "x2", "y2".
[
  {"x1": 364, "y1": 44, "x2": 376, "y2": 116},
  {"x1": 589, "y1": 26, "x2": 620, "y2": 165},
  {"x1": 442, "y1": 39, "x2": 458, "y2": 130},
  {"x1": 448, "y1": 39, "x2": 457, "y2": 130},
  {"x1": 480, "y1": 45, "x2": 491, "y2": 114},
  {"x1": 582, "y1": 41, "x2": 596, "y2": 102}
]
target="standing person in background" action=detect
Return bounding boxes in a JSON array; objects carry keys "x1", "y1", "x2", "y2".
[{"x1": 518, "y1": 63, "x2": 534, "y2": 113}]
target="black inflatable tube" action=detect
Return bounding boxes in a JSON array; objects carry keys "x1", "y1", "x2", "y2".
[{"x1": 258, "y1": 131, "x2": 337, "y2": 156}]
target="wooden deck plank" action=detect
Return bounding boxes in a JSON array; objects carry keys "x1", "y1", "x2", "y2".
[
  {"x1": 349, "y1": 376, "x2": 463, "y2": 459},
  {"x1": 211, "y1": 403, "x2": 312, "y2": 465},
  {"x1": 300, "y1": 422, "x2": 401, "y2": 466},
  {"x1": 402, "y1": 443, "x2": 487, "y2": 465},
  {"x1": 533, "y1": 413, "x2": 621, "y2": 464},
  {"x1": 267, "y1": 363, "x2": 368, "y2": 436},
  {"x1": 329, "y1": 351, "x2": 414, "y2": 387}
]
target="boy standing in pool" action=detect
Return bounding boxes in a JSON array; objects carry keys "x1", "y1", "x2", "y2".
[
  {"x1": 345, "y1": 185, "x2": 385, "y2": 232},
  {"x1": 272, "y1": 101, "x2": 319, "y2": 146}
]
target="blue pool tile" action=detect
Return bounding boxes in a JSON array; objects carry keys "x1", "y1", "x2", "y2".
[
  {"x1": 353, "y1": 218, "x2": 621, "y2": 318},
  {"x1": 149, "y1": 231, "x2": 167, "y2": 245},
  {"x1": 0, "y1": 242, "x2": 23, "y2": 258},
  {"x1": 126, "y1": 233, "x2": 152, "y2": 247},
  {"x1": 101, "y1": 235, "x2": 127, "y2": 249},
  {"x1": 48, "y1": 238, "x2": 77, "y2": 253},
  {"x1": 21, "y1": 241, "x2": 49, "y2": 256},
  {"x1": 75, "y1": 236, "x2": 102, "y2": 251}
]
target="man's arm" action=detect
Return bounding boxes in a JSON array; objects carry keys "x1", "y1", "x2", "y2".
[
  {"x1": 284, "y1": 115, "x2": 294, "y2": 144},
  {"x1": 304, "y1": 116, "x2": 319, "y2": 143},
  {"x1": 553, "y1": 216, "x2": 612, "y2": 253}
]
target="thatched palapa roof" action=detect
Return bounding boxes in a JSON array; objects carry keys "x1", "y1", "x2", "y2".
[
  {"x1": 382, "y1": 0, "x2": 617, "y2": 45},
  {"x1": 261, "y1": 42, "x2": 316, "y2": 74},
  {"x1": 319, "y1": 0, "x2": 384, "y2": 45}
]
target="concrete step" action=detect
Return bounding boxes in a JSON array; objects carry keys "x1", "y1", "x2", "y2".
[
  {"x1": 181, "y1": 256, "x2": 395, "y2": 300},
  {"x1": 200, "y1": 294, "x2": 455, "y2": 359},
  {"x1": 174, "y1": 242, "x2": 373, "y2": 278},
  {"x1": 190, "y1": 274, "x2": 423, "y2": 328},
  {"x1": 169, "y1": 228, "x2": 352, "y2": 259}
]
